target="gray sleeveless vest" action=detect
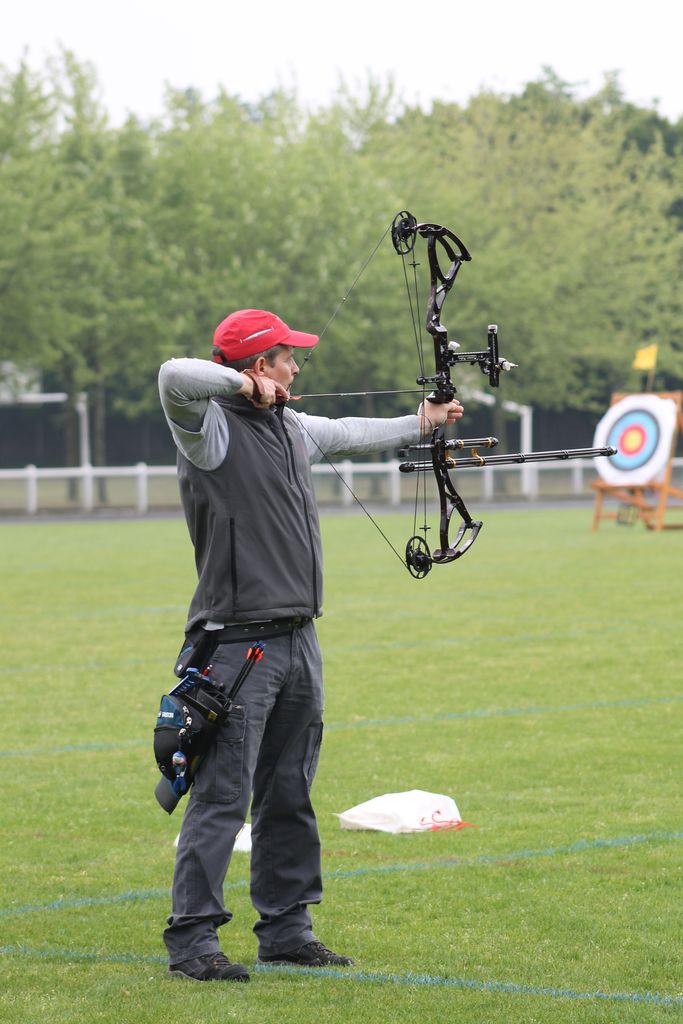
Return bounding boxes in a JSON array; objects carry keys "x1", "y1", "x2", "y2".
[{"x1": 177, "y1": 397, "x2": 323, "y2": 631}]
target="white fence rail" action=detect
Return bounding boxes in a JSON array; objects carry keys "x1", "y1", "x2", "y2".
[{"x1": 3, "y1": 458, "x2": 678, "y2": 516}]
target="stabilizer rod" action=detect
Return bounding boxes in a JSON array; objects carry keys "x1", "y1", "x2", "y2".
[{"x1": 399, "y1": 445, "x2": 616, "y2": 473}]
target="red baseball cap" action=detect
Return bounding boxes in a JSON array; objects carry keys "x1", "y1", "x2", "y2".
[{"x1": 212, "y1": 309, "x2": 319, "y2": 363}]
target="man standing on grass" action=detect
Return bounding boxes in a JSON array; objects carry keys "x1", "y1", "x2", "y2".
[{"x1": 158, "y1": 308, "x2": 463, "y2": 982}]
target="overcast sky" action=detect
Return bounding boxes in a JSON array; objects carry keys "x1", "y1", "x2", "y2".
[{"x1": 3, "y1": 0, "x2": 682, "y2": 124}]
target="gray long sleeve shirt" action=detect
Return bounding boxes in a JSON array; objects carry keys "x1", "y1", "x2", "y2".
[{"x1": 158, "y1": 358, "x2": 424, "y2": 468}]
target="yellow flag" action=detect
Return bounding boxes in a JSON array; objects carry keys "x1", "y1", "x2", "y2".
[{"x1": 632, "y1": 344, "x2": 658, "y2": 371}]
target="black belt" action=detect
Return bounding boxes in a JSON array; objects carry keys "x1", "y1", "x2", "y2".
[{"x1": 211, "y1": 616, "x2": 312, "y2": 643}]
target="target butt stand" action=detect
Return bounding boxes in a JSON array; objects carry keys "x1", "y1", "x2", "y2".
[{"x1": 592, "y1": 391, "x2": 683, "y2": 531}]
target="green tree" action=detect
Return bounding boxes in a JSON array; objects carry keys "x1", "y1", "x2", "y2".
[{"x1": 0, "y1": 58, "x2": 59, "y2": 365}]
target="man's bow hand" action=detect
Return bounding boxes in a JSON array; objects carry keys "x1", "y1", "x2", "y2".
[{"x1": 418, "y1": 398, "x2": 464, "y2": 435}]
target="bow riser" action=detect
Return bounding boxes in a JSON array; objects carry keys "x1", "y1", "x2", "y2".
[{"x1": 423, "y1": 230, "x2": 468, "y2": 404}]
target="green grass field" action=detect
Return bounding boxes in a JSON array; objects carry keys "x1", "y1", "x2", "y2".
[{"x1": 1, "y1": 508, "x2": 681, "y2": 1023}]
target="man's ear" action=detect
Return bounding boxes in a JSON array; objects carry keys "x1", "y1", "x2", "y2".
[{"x1": 251, "y1": 356, "x2": 267, "y2": 373}]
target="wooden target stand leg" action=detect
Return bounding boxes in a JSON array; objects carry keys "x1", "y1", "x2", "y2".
[
  {"x1": 592, "y1": 483, "x2": 655, "y2": 529},
  {"x1": 592, "y1": 391, "x2": 683, "y2": 531}
]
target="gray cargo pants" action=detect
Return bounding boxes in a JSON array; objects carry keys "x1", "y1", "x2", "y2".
[{"x1": 163, "y1": 620, "x2": 324, "y2": 964}]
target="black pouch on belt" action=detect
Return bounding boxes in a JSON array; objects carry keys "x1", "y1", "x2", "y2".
[
  {"x1": 153, "y1": 681, "x2": 231, "y2": 814},
  {"x1": 173, "y1": 625, "x2": 220, "y2": 678}
]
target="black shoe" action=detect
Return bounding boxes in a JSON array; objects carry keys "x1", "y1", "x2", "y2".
[
  {"x1": 258, "y1": 940, "x2": 355, "y2": 967},
  {"x1": 169, "y1": 951, "x2": 250, "y2": 982}
]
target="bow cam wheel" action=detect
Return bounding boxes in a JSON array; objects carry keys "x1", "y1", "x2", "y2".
[
  {"x1": 391, "y1": 211, "x2": 418, "y2": 255},
  {"x1": 405, "y1": 535, "x2": 432, "y2": 578}
]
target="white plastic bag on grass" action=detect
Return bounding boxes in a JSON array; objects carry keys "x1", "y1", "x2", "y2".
[
  {"x1": 233, "y1": 822, "x2": 252, "y2": 852},
  {"x1": 336, "y1": 789, "x2": 470, "y2": 833}
]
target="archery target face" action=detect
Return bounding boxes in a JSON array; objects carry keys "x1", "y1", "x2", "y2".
[{"x1": 593, "y1": 394, "x2": 677, "y2": 485}]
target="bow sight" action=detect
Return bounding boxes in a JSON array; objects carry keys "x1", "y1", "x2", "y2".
[{"x1": 391, "y1": 210, "x2": 616, "y2": 578}]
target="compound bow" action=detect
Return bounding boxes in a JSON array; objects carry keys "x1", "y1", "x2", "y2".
[{"x1": 387, "y1": 210, "x2": 615, "y2": 578}]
